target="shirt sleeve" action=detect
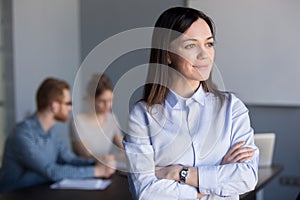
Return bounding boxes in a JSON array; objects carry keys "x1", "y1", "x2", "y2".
[
  {"x1": 69, "y1": 118, "x2": 80, "y2": 141},
  {"x1": 197, "y1": 95, "x2": 259, "y2": 197},
  {"x1": 55, "y1": 137, "x2": 96, "y2": 166},
  {"x1": 14, "y1": 129, "x2": 95, "y2": 181},
  {"x1": 124, "y1": 103, "x2": 198, "y2": 200}
]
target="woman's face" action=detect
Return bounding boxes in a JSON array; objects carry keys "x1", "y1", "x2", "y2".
[
  {"x1": 168, "y1": 18, "x2": 215, "y2": 86},
  {"x1": 94, "y1": 89, "x2": 113, "y2": 114}
]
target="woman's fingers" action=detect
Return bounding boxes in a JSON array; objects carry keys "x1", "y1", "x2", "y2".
[
  {"x1": 222, "y1": 141, "x2": 254, "y2": 164},
  {"x1": 222, "y1": 142, "x2": 245, "y2": 164},
  {"x1": 239, "y1": 156, "x2": 254, "y2": 163},
  {"x1": 230, "y1": 149, "x2": 254, "y2": 163},
  {"x1": 226, "y1": 141, "x2": 245, "y2": 157},
  {"x1": 229, "y1": 147, "x2": 253, "y2": 160}
]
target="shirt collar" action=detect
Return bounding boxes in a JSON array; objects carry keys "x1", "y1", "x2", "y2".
[
  {"x1": 32, "y1": 114, "x2": 52, "y2": 137},
  {"x1": 166, "y1": 83, "x2": 206, "y2": 109}
]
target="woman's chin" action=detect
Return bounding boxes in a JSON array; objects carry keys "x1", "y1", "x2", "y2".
[{"x1": 96, "y1": 111, "x2": 109, "y2": 115}]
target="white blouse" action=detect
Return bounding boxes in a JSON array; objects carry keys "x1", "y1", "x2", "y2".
[
  {"x1": 71, "y1": 112, "x2": 122, "y2": 155},
  {"x1": 124, "y1": 85, "x2": 259, "y2": 200}
]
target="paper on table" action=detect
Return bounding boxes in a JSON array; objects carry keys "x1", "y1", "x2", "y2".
[{"x1": 50, "y1": 178, "x2": 112, "y2": 190}]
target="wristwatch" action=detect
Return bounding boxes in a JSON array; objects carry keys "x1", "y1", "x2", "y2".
[{"x1": 179, "y1": 166, "x2": 189, "y2": 184}]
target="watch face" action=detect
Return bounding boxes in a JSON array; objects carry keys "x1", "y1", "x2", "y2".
[
  {"x1": 181, "y1": 170, "x2": 187, "y2": 177},
  {"x1": 179, "y1": 167, "x2": 189, "y2": 184}
]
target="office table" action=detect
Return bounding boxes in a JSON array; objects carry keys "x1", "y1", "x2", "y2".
[
  {"x1": 0, "y1": 165, "x2": 283, "y2": 200},
  {"x1": 0, "y1": 172, "x2": 132, "y2": 200},
  {"x1": 240, "y1": 164, "x2": 284, "y2": 200}
]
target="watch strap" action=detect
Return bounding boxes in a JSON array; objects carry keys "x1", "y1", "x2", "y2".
[{"x1": 179, "y1": 166, "x2": 189, "y2": 184}]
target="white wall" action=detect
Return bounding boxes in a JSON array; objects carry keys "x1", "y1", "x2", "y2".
[
  {"x1": 12, "y1": 0, "x2": 80, "y2": 146},
  {"x1": 188, "y1": 0, "x2": 300, "y2": 106},
  {"x1": 80, "y1": 0, "x2": 184, "y2": 131}
]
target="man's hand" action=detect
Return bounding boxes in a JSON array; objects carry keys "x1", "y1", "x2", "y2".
[
  {"x1": 94, "y1": 162, "x2": 116, "y2": 178},
  {"x1": 221, "y1": 141, "x2": 254, "y2": 165},
  {"x1": 99, "y1": 154, "x2": 116, "y2": 168}
]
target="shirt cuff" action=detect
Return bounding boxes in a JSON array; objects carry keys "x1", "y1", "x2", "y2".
[
  {"x1": 178, "y1": 183, "x2": 198, "y2": 199},
  {"x1": 79, "y1": 166, "x2": 95, "y2": 178},
  {"x1": 198, "y1": 166, "x2": 219, "y2": 195},
  {"x1": 86, "y1": 158, "x2": 96, "y2": 165}
]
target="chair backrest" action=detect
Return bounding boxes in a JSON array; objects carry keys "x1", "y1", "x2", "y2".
[{"x1": 254, "y1": 133, "x2": 276, "y2": 167}]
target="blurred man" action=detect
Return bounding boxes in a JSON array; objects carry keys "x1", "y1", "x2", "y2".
[{"x1": 0, "y1": 77, "x2": 115, "y2": 192}]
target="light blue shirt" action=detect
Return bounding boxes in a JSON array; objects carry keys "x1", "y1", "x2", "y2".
[
  {"x1": 0, "y1": 114, "x2": 95, "y2": 192},
  {"x1": 124, "y1": 85, "x2": 259, "y2": 200}
]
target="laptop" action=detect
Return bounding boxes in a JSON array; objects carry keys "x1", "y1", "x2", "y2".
[{"x1": 254, "y1": 133, "x2": 276, "y2": 167}]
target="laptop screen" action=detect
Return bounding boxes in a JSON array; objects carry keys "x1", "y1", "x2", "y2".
[{"x1": 254, "y1": 133, "x2": 276, "y2": 167}]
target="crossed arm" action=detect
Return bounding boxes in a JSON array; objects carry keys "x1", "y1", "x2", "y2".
[
  {"x1": 155, "y1": 141, "x2": 254, "y2": 198},
  {"x1": 125, "y1": 99, "x2": 258, "y2": 199}
]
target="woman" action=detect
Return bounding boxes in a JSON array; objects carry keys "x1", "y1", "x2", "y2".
[
  {"x1": 124, "y1": 7, "x2": 258, "y2": 200},
  {"x1": 70, "y1": 74, "x2": 124, "y2": 167}
]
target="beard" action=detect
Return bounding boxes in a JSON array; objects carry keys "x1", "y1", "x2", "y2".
[{"x1": 54, "y1": 111, "x2": 69, "y2": 122}]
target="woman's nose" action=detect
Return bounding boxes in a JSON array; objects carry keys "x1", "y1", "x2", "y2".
[
  {"x1": 196, "y1": 46, "x2": 209, "y2": 60},
  {"x1": 104, "y1": 101, "x2": 111, "y2": 108}
]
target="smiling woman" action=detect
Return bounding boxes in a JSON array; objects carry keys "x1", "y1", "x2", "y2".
[
  {"x1": 167, "y1": 18, "x2": 215, "y2": 94},
  {"x1": 124, "y1": 7, "x2": 259, "y2": 200}
]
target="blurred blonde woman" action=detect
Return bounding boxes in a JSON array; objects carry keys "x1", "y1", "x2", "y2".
[{"x1": 70, "y1": 74, "x2": 124, "y2": 168}]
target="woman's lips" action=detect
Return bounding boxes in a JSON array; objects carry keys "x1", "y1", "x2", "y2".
[{"x1": 193, "y1": 65, "x2": 209, "y2": 69}]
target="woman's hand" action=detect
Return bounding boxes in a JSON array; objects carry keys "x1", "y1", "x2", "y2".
[
  {"x1": 155, "y1": 165, "x2": 181, "y2": 181},
  {"x1": 155, "y1": 166, "x2": 208, "y2": 198},
  {"x1": 197, "y1": 193, "x2": 208, "y2": 199},
  {"x1": 154, "y1": 141, "x2": 253, "y2": 199},
  {"x1": 221, "y1": 141, "x2": 254, "y2": 165}
]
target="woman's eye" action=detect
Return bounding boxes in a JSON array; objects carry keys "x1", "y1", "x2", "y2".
[
  {"x1": 185, "y1": 44, "x2": 196, "y2": 49},
  {"x1": 206, "y1": 42, "x2": 215, "y2": 47}
]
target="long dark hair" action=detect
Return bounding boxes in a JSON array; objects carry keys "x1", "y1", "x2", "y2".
[{"x1": 143, "y1": 7, "x2": 224, "y2": 108}]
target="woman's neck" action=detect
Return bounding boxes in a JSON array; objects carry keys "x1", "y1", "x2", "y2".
[
  {"x1": 170, "y1": 78, "x2": 200, "y2": 98},
  {"x1": 96, "y1": 112, "x2": 106, "y2": 125}
]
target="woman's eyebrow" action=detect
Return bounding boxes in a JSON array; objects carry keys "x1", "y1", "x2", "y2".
[
  {"x1": 182, "y1": 36, "x2": 214, "y2": 43},
  {"x1": 182, "y1": 38, "x2": 197, "y2": 43}
]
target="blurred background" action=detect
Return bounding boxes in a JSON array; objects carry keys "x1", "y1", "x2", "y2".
[{"x1": 0, "y1": 0, "x2": 299, "y2": 199}]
